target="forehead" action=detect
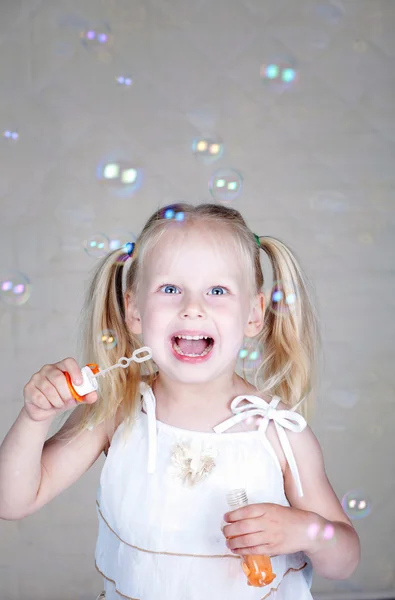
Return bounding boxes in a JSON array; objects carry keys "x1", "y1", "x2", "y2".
[{"x1": 144, "y1": 223, "x2": 245, "y2": 281}]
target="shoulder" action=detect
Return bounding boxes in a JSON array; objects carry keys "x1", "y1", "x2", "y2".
[
  {"x1": 103, "y1": 404, "x2": 125, "y2": 456},
  {"x1": 253, "y1": 391, "x2": 311, "y2": 477},
  {"x1": 103, "y1": 377, "x2": 147, "y2": 455}
]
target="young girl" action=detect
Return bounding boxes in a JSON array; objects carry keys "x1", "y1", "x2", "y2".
[{"x1": 0, "y1": 203, "x2": 360, "y2": 600}]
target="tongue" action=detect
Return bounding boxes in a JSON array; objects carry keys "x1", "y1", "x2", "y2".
[{"x1": 175, "y1": 337, "x2": 209, "y2": 354}]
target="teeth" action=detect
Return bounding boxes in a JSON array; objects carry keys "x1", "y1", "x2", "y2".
[{"x1": 174, "y1": 335, "x2": 211, "y2": 340}]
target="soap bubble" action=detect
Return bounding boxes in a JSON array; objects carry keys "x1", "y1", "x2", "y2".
[
  {"x1": 237, "y1": 339, "x2": 263, "y2": 375},
  {"x1": 159, "y1": 204, "x2": 185, "y2": 222},
  {"x1": 116, "y1": 75, "x2": 133, "y2": 86},
  {"x1": 98, "y1": 329, "x2": 118, "y2": 350},
  {"x1": 81, "y1": 23, "x2": 112, "y2": 49},
  {"x1": 307, "y1": 520, "x2": 336, "y2": 545},
  {"x1": 3, "y1": 130, "x2": 19, "y2": 141},
  {"x1": 83, "y1": 234, "x2": 110, "y2": 258},
  {"x1": 0, "y1": 271, "x2": 31, "y2": 306},
  {"x1": 342, "y1": 491, "x2": 371, "y2": 520},
  {"x1": 310, "y1": 191, "x2": 350, "y2": 213},
  {"x1": 107, "y1": 230, "x2": 136, "y2": 252},
  {"x1": 97, "y1": 159, "x2": 143, "y2": 197},
  {"x1": 192, "y1": 137, "x2": 224, "y2": 165},
  {"x1": 260, "y1": 58, "x2": 298, "y2": 93},
  {"x1": 267, "y1": 280, "x2": 298, "y2": 317},
  {"x1": 314, "y1": 2, "x2": 345, "y2": 25},
  {"x1": 330, "y1": 389, "x2": 359, "y2": 409},
  {"x1": 209, "y1": 169, "x2": 243, "y2": 203}
]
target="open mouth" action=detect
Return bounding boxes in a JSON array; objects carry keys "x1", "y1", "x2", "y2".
[{"x1": 171, "y1": 335, "x2": 215, "y2": 358}]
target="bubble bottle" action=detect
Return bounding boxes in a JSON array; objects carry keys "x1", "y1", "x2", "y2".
[
  {"x1": 226, "y1": 488, "x2": 276, "y2": 587},
  {"x1": 63, "y1": 346, "x2": 152, "y2": 401}
]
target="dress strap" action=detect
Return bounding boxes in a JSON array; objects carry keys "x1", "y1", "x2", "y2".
[
  {"x1": 140, "y1": 382, "x2": 158, "y2": 474},
  {"x1": 213, "y1": 395, "x2": 307, "y2": 497}
]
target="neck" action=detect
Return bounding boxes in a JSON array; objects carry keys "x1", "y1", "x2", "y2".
[{"x1": 152, "y1": 371, "x2": 255, "y2": 416}]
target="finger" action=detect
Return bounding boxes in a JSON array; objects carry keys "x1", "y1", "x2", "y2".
[
  {"x1": 81, "y1": 391, "x2": 98, "y2": 404},
  {"x1": 44, "y1": 365, "x2": 81, "y2": 402},
  {"x1": 35, "y1": 377, "x2": 65, "y2": 409},
  {"x1": 237, "y1": 544, "x2": 273, "y2": 556},
  {"x1": 226, "y1": 531, "x2": 267, "y2": 553},
  {"x1": 224, "y1": 503, "x2": 268, "y2": 522},
  {"x1": 55, "y1": 357, "x2": 84, "y2": 386},
  {"x1": 223, "y1": 516, "x2": 264, "y2": 539},
  {"x1": 27, "y1": 388, "x2": 56, "y2": 411}
]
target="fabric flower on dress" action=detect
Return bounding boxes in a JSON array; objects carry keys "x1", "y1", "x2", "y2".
[{"x1": 168, "y1": 439, "x2": 218, "y2": 487}]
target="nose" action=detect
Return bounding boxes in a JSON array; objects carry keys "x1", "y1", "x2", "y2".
[{"x1": 180, "y1": 293, "x2": 206, "y2": 319}]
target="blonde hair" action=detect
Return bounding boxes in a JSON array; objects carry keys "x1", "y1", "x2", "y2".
[{"x1": 60, "y1": 202, "x2": 320, "y2": 444}]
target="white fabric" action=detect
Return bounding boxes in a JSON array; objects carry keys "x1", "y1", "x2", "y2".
[
  {"x1": 212, "y1": 392, "x2": 307, "y2": 498},
  {"x1": 95, "y1": 383, "x2": 314, "y2": 600}
]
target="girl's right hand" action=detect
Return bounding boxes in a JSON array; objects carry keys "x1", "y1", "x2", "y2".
[{"x1": 23, "y1": 358, "x2": 98, "y2": 422}]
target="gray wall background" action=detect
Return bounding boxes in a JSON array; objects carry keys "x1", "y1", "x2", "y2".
[{"x1": 0, "y1": 0, "x2": 394, "y2": 599}]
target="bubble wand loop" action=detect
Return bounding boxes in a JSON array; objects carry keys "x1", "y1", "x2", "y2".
[
  {"x1": 92, "y1": 347, "x2": 153, "y2": 379},
  {"x1": 63, "y1": 346, "x2": 153, "y2": 402}
]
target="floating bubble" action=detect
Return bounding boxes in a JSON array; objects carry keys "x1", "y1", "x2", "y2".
[
  {"x1": 314, "y1": 2, "x2": 345, "y2": 25},
  {"x1": 310, "y1": 191, "x2": 350, "y2": 213},
  {"x1": 80, "y1": 22, "x2": 113, "y2": 64},
  {"x1": 116, "y1": 75, "x2": 133, "y2": 86},
  {"x1": 307, "y1": 519, "x2": 336, "y2": 544},
  {"x1": 260, "y1": 58, "x2": 298, "y2": 93},
  {"x1": 0, "y1": 271, "x2": 31, "y2": 306},
  {"x1": 192, "y1": 137, "x2": 224, "y2": 165},
  {"x1": 83, "y1": 234, "x2": 110, "y2": 258},
  {"x1": 98, "y1": 329, "x2": 118, "y2": 350},
  {"x1": 341, "y1": 491, "x2": 371, "y2": 520},
  {"x1": 209, "y1": 168, "x2": 243, "y2": 203},
  {"x1": 106, "y1": 230, "x2": 136, "y2": 252},
  {"x1": 267, "y1": 280, "x2": 298, "y2": 317},
  {"x1": 307, "y1": 521, "x2": 321, "y2": 540},
  {"x1": 330, "y1": 389, "x2": 358, "y2": 409},
  {"x1": 3, "y1": 130, "x2": 19, "y2": 141},
  {"x1": 81, "y1": 23, "x2": 112, "y2": 49},
  {"x1": 159, "y1": 204, "x2": 185, "y2": 222},
  {"x1": 237, "y1": 339, "x2": 263, "y2": 375},
  {"x1": 97, "y1": 159, "x2": 143, "y2": 197},
  {"x1": 323, "y1": 523, "x2": 335, "y2": 541}
]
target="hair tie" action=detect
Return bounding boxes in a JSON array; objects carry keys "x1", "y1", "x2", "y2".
[
  {"x1": 125, "y1": 242, "x2": 135, "y2": 256},
  {"x1": 120, "y1": 242, "x2": 135, "y2": 296},
  {"x1": 254, "y1": 233, "x2": 261, "y2": 248}
]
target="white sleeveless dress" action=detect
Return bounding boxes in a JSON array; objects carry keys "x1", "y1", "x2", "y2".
[{"x1": 94, "y1": 382, "x2": 314, "y2": 600}]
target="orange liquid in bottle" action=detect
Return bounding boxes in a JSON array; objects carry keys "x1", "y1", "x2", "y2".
[
  {"x1": 241, "y1": 554, "x2": 276, "y2": 587},
  {"x1": 226, "y1": 488, "x2": 276, "y2": 588}
]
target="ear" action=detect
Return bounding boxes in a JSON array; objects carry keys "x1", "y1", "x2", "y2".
[
  {"x1": 124, "y1": 292, "x2": 142, "y2": 335},
  {"x1": 244, "y1": 291, "x2": 265, "y2": 338}
]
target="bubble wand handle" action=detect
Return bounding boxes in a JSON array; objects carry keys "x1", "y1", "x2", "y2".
[{"x1": 63, "y1": 346, "x2": 153, "y2": 402}]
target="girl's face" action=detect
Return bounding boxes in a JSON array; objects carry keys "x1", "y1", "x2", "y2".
[{"x1": 126, "y1": 224, "x2": 264, "y2": 385}]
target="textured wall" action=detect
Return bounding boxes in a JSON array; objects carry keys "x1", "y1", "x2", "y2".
[{"x1": 0, "y1": 0, "x2": 394, "y2": 598}]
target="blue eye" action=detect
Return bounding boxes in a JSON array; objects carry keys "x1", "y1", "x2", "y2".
[
  {"x1": 209, "y1": 287, "x2": 227, "y2": 295},
  {"x1": 161, "y1": 285, "x2": 179, "y2": 294}
]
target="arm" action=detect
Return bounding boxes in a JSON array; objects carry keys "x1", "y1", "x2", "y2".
[
  {"x1": 0, "y1": 405, "x2": 109, "y2": 520},
  {"x1": 0, "y1": 407, "x2": 54, "y2": 519},
  {"x1": 283, "y1": 425, "x2": 361, "y2": 580}
]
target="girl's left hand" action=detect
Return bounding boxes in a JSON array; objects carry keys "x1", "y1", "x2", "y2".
[{"x1": 222, "y1": 503, "x2": 315, "y2": 557}]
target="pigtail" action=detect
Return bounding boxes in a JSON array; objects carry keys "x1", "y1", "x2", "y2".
[
  {"x1": 256, "y1": 236, "x2": 320, "y2": 419},
  {"x1": 58, "y1": 246, "x2": 153, "y2": 444}
]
